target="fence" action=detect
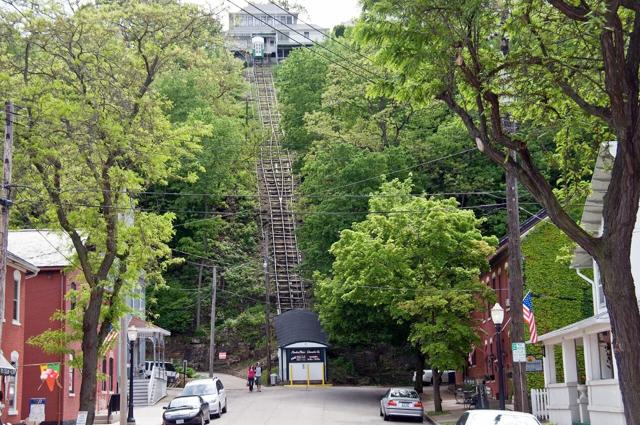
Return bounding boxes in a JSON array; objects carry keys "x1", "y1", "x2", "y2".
[{"x1": 531, "y1": 388, "x2": 550, "y2": 421}]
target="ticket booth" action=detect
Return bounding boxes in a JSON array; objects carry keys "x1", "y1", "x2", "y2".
[{"x1": 275, "y1": 310, "x2": 328, "y2": 385}]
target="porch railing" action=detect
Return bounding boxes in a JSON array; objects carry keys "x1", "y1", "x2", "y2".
[{"x1": 531, "y1": 388, "x2": 550, "y2": 421}]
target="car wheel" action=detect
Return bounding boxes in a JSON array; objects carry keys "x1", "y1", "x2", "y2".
[
  {"x1": 379, "y1": 407, "x2": 383, "y2": 417},
  {"x1": 222, "y1": 398, "x2": 227, "y2": 414}
]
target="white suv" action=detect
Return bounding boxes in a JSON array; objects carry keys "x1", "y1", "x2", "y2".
[{"x1": 182, "y1": 378, "x2": 228, "y2": 419}]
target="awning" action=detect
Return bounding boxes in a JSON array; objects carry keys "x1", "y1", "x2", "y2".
[{"x1": 0, "y1": 353, "x2": 16, "y2": 376}]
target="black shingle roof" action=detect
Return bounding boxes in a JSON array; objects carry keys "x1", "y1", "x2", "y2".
[{"x1": 274, "y1": 310, "x2": 329, "y2": 348}]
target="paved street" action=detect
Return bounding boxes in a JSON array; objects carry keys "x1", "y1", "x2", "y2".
[{"x1": 131, "y1": 373, "x2": 426, "y2": 425}]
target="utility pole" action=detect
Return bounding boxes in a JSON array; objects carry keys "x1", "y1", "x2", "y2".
[
  {"x1": 119, "y1": 315, "x2": 129, "y2": 425},
  {"x1": 208, "y1": 265, "x2": 217, "y2": 378},
  {"x1": 505, "y1": 147, "x2": 529, "y2": 413},
  {"x1": 0, "y1": 101, "x2": 14, "y2": 345},
  {"x1": 263, "y1": 258, "x2": 272, "y2": 384}
]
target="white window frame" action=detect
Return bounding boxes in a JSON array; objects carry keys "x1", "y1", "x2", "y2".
[
  {"x1": 7, "y1": 351, "x2": 19, "y2": 415},
  {"x1": 12, "y1": 270, "x2": 21, "y2": 325},
  {"x1": 69, "y1": 354, "x2": 75, "y2": 395}
]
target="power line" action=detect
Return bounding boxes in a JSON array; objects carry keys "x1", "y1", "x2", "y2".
[
  {"x1": 267, "y1": 0, "x2": 376, "y2": 66},
  {"x1": 246, "y1": 1, "x2": 383, "y2": 81},
  {"x1": 225, "y1": 0, "x2": 379, "y2": 85}
]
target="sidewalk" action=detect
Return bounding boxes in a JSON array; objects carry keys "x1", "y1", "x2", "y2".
[{"x1": 422, "y1": 390, "x2": 514, "y2": 424}]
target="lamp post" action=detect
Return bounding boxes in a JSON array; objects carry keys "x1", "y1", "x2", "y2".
[
  {"x1": 127, "y1": 327, "x2": 138, "y2": 424},
  {"x1": 491, "y1": 302, "x2": 506, "y2": 410}
]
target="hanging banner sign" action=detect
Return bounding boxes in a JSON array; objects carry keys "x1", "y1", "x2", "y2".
[{"x1": 39, "y1": 363, "x2": 62, "y2": 392}]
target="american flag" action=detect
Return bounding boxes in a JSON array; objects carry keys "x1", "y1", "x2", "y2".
[{"x1": 523, "y1": 292, "x2": 538, "y2": 344}]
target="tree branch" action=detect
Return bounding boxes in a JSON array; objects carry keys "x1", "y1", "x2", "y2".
[{"x1": 546, "y1": 0, "x2": 590, "y2": 21}]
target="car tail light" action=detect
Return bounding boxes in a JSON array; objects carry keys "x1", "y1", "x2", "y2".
[
  {"x1": 414, "y1": 401, "x2": 423, "y2": 408},
  {"x1": 387, "y1": 400, "x2": 397, "y2": 406}
]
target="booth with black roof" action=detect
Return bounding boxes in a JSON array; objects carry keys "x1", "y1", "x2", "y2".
[{"x1": 274, "y1": 310, "x2": 328, "y2": 385}]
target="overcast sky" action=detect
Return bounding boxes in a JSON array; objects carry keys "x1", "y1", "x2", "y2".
[{"x1": 202, "y1": 0, "x2": 363, "y2": 29}]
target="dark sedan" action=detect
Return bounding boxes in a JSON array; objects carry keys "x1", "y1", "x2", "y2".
[{"x1": 163, "y1": 395, "x2": 210, "y2": 425}]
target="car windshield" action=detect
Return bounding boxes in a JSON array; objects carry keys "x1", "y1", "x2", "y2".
[
  {"x1": 476, "y1": 413, "x2": 540, "y2": 425},
  {"x1": 183, "y1": 383, "x2": 216, "y2": 395},
  {"x1": 390, "y1": 389, "x2": 419, "y2": 399},
  {"x1": 169, "y1": 397, "x2": 200, "y2": 409}
]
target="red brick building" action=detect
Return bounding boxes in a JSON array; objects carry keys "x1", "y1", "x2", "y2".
[
  {"x1": 8, "y1": 230, "x2": 120, "y2": 424},
  {"x1": 1, "y1": 251, "x2": 39, "y2": 425},
  {"x1": 466, "y1": 211, "x2": 546, "y2": 401}
]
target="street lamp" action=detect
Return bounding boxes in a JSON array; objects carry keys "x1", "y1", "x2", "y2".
[
  {"x1": 491, "y1": 302, "x2": 506, "y2": 410},
  {"x1": 127, "y1": 327, "x2": 138, "y2": 424}
]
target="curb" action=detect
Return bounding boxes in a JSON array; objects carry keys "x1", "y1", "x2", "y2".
[{"x1": 424, "y1": 414, "x2": 440, "y2": 425}]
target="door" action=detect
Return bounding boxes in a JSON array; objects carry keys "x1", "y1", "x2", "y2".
[{"x1": 216, "y1": 379, "x2": 226, "y2": 409}]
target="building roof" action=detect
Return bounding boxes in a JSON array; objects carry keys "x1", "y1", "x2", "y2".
[
  {"x1": 537, "y1": 309, "x2": 611, "y2": 344},
  {"x1": 571, "y1": 142, "x2": 616, "y2": 269},
  {"x1": 487, "y1": 209, "x2": 547, "y2": 264},
  {"x1": 232, "y1": 3, "x2": 297, "y2": 16},
  {"x1": 128, "y1": 316, "x2": 171, "y2": 337},
  {"x1": 8, "y1": 230, "x2": 74, "y2": 268},
  {"x1": 274, "y1": 310, "x2": 328, "y2": 348}
]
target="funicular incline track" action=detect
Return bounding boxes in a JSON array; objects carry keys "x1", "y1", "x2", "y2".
[{"x1": 251, "y1": 64, "x2": 306, "y2": 313}]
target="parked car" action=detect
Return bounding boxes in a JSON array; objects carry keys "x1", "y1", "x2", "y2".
[
  {"x1": 182, "y1": 378, "x2": 228, "y2": 419},
  {"x1": 411, "y1": 369, "x2": 454, "y2": 385},
  {"x1": 162, "y1": 395, "x2": 210, "y2": 425},
  {"x1": 456, "y1": 410, "x2": 541, "y2": 425},
  {"x1": 143, "y1": 361, "x2": 178, "y2": 383},
  {"x1": 379, "y1": 388, "x2": 423, "y2": 422}
]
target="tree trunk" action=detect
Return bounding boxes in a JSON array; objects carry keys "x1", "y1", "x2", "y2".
[
  {"x1": 78, "y1": 289, "x2": 103, "y2": 425},
  {"x1": 433, "y1": 369, "x2": 442, "y2": 413},
  {"x1": 599, "y1": 247, "x2": 640, "y2": 425},
  {"x1": 505, "y1": 161, "x2": 529, "y2": 413},
  {"x1": 414, "y1": 352, "x2": 424, "y2": 394}
]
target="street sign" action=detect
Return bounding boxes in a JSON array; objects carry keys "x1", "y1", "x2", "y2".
[
  {"x1": 218, "y1": 352, "x2": 227, "y2": 360},
  {"x1": 76, "y1": 411, "x2": 88, "y2": 425},
  {"x1": 512, "y1": 342, "x2": 527, "y2": 362}
]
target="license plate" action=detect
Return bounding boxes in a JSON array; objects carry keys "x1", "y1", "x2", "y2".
[
  {"x1": 401, "y1": 402, "x2": 411, "y2": 407},
  {"x1": 176, "y1": 420, "x2": 184, "y2": 424}
]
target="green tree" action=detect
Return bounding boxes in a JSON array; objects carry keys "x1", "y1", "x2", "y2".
[
  {"x1": 356, "y1": 1, "x2": 640, "y2": 420},
  {"x1": 0, "y1": 2, "x2": 221, "y2": 422},
  {"x1": 317, "y1": 178, "x2": 496, "y2": 411}
]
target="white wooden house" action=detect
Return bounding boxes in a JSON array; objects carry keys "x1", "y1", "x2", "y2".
[
  {"x1": 537, "y1": 142, "x2": 629, "y2": 425},
  {"x1": 225, "y1": 3, "x2": 327, "y2": 62}
]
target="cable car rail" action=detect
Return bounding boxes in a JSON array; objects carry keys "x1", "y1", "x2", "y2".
[{"x1": 251, "y1": 64, "x2": 306, "y2": 314}]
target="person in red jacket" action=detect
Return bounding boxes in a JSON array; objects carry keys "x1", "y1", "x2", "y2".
[{"x1": 247, "y1": 365, "x2": 256, "y2": 392}]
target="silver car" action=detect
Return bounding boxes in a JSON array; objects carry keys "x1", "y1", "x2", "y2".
[
  {"x1": 182, "y1": 378, "x2": 228, "y2": 419},
  {"x1": 456, "y1": 410, "x2": 541, "y2": 425},
  {"x1": 380, "y1": 388, "x2": 424, "y2": 422}
]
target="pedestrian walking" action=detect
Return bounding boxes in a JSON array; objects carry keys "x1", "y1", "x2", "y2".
[
  {"x1": 247, "y1": 365, "x2": 256, "y2": 392},
  {"x1": 255, "y1": 362, "x2": 263, "y2": 392}
]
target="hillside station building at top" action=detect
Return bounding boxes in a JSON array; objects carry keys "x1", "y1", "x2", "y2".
[{"x1": 225, "y1": 3, "x2": 327, "y2": 63}]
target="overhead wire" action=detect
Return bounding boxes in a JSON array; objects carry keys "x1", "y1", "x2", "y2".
[
  {"x1": 266, "y1": 0, "x2": 376, "y2": 66},
  {"x1": 245, "y1": 1, "x2": 383, "y2": 80},
  {"x1": 225, "y1": 0, "x2": 380, "y2": 85}
]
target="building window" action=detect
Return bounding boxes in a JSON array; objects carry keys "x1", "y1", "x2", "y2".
[
  {"x1": 12, "y1": 271, "x2": 20, "y2": 323},
  {"x1": 69, "y1": 354, "x2": 75, "y2": 395},
  {"x1": 70, "y1": 283, "x2": 77, "y2": 310},
  {"x1": 304, "y1": 31, "x2": 310, "y2": 38},
  {"x1": 109, "y1": 357, "x2": 114, "y2": 392},
  {"x1": 597, "y1": 331, "x2": 614, "y2": 379},
  {"x1": 102, "y1": 358, "x2": 107, "y2": 391},
  {"x1": 7, "y1": 351, "x2": 19, "y2": 414}
]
